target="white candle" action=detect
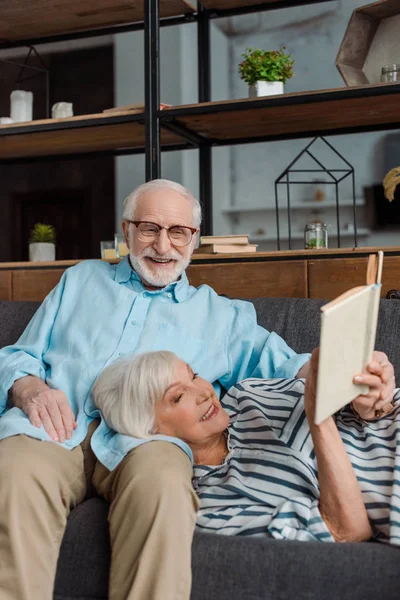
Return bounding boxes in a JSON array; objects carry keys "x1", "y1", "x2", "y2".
[{"x1": 10, "y1": 90, "x2": 33, "y2": 123}]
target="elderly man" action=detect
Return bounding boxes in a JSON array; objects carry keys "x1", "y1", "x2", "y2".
[{"x1": 0, "y1": 179, "x2": 395, "y2": 600}]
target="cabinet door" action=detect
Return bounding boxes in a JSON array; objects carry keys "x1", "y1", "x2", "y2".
[
  {"x1": 12, "y1": 269, "x2": 65, "y2": 301},
  {"x1": 187, "y1": 261, "x2": 307, "y2": 298},
  {"x1": 0, "y1": 271, "x2": 12, "y2": 300},
  {"x1": 308, "y1": 257, "x2": 400, "y2": 300}
]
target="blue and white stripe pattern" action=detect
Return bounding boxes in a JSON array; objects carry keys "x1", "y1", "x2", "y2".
[{"x1": 192, "y1": 378, "x2": 400, "y2": 545}]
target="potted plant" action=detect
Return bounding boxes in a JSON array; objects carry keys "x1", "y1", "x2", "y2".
[
  {"x1": 29, "y1": 223, "x2": 56, "y2": 262},
  {"x1": 238, "y1": 47, "x2": 294, "y2": 98}
]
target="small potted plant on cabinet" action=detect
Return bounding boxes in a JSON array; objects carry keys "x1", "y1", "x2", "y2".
[
  {"x1": 29, "y1": 223, "x2": 56, "y2": 262},
  {"x1": 238, "y1": 47, "x2": 294, "y2": 98}
]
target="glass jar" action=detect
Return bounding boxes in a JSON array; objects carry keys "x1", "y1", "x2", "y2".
[
  {"x1": 304, "y1": 222, "x2": 328, "y2": 249},
  {"x1": 381, "y1": 64, "x2": 400, "y2": 83}
]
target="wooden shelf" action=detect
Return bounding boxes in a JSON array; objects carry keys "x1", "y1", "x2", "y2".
[
  {"x1": 250, "y1": 228, "x2": 371, "y2": 243},
  {"x1": 0, "y1": 111, "x2": 184, "y2": 160},
  {"x1": 200, "y1": 0, "x2": 283, "y2": 7},
  {"x1": 2, "y1": 84, "x2": 399, "y2": 160},
  {"x1": 222, "y1": 199, "x2": 365, "y2": 213},
  {"x1": 0, "y1": 0, "x2": 195, "y2": 43},
  {"x1": 200, "y1": 0, "x2": 331, "y2": 11},
  {"x1": 162, "y1": 83, "x2": 400, "y2": 143}
]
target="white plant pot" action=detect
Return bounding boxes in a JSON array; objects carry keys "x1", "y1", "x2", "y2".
[
  {"x1": 249, "y1": 81, "x2": 284, "y2": 98},
  {"x1": 29, "y1": 242, "x2": 56, "y2": 262}
]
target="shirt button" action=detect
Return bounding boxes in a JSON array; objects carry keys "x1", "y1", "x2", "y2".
[
  {"x1": 131, "y1": 320, "x2": 137, "y2": 326},
  {"x1": 167, "y1": 293, "x2": 172, "y2": 298},
  {"x1": 118, "y1": 352, "x2": 124, "y2": 357},
  {"x1": 143, "y1": 292, "x2": 148, "y2": 297}
]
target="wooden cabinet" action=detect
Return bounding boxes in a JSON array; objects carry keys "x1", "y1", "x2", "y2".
[
  {"x1": 308, "y1": 256, "x2": 400, "y2": 300},
  {"x1": 187, "y1": 260, "x2": 307, "y2": 298},
  {"x1": 12, "y1": 269, "x2": 66, "y2": 302},
  {"x1": 0, "y1": 271, "x2": 12, "y2": 301},
  {"x1": 1, "y1": 250, "x2": 400, "y2": 302}
]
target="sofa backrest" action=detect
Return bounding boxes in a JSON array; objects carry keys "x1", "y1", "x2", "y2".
[
  {"x1": 251, "y1": 297, "x2": 400, "y2": 378},
  {"x1": 0, "y1": 297, "x2": 399, "y2": 377}
]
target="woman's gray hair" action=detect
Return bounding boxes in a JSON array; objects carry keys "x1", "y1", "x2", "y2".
[
  {"x1": 122, "y1": 179, "x2": 202, "y2": 228},
  {"x1": 92, "y1": 351, "x2": 179, "y2": 438}
]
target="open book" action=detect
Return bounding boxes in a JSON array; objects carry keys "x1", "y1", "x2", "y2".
[{"x1": 314, "y1": 251, "x2": 383, "y2": 425}]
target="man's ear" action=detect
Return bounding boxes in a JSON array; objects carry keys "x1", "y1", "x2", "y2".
[
  {"x1": 122, "y1": 221, "x2": 131, "y2": 249},
  {"x1": 191, "y1": 228, "x2": 200, "y2": 250}
]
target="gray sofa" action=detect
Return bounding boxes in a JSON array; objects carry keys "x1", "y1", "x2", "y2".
[{"x1": 1, "y1": 298, "x2": 400, "y2": 600}]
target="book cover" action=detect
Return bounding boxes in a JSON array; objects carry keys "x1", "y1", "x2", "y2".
[
  {"x1": 314, "y1": 252, "x2": 383, "y2": 425},
  {"x1": 195, "y1": 244, "x2": 257, "y2": 254},
  {"x1": 199, "y1": 234, "x2": 249, "y2": 245}
]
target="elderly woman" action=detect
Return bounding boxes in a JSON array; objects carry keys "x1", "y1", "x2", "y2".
[{"x1": 92, "y1": 350, "x2": 400, "y2": 545}]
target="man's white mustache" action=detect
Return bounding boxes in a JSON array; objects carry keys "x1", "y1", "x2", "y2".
[{"x1": 140, "y1": 248, "x2": 182, "y2": 262}]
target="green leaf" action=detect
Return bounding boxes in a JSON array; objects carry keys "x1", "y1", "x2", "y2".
[{"x1": 29, "y1": 223, "x2": 56, "y2": 244}]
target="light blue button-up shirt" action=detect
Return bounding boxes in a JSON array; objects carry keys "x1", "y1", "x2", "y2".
[{"x1": 0, "y1": 257, "x2": 310, "y2": 469}]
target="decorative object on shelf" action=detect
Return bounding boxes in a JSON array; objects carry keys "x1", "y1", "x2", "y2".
[
  {"x1": 1, "y1": 46, "x2": 50, "y2": 118},
  {"x1": 304, "y1": 222, "x2": 329, "y2": 249},
  {"x1": 51, "y1": 102, "x2": 73, "y2": 119},
  {"x1": 100, "y1": 241, "x2": 116, "y2": 260},
  {"x1": 383, "y1": 166, "x2": 400, "y2": 201},
  {"x1": 0, "y1": 117, "x2": 14, "y2": 125},
  {"x1": 336, "y1": 0, "x2": 400, "y2": 86},
  {"x1": 196, "y1": 234, "x2": 256, "y2": 254},
  {"x1": 10, "y1": 90, "x2": 33, "y2": 123},
  {"x1": 313, "y1": 180, "x2": 326, "y2": 202},
  {"x1": 381, "y1": 64, "x2": 400, "y2": 83},
  {"x1": 200, "y1": 234, "x2": 249, "y2": 245},
  {"x1": 29, "y1": 223, "x2": 56, "y2": 262},
  {"x1": 195, "y1": 243, "x2": 257, "y2": 254},
  {"x1": 238, "y1": 48, "x2": 294, "y2": 98},
  {"x1": 275, "y1": 137, "x2": 357, "y2": 250},
  {"x1": 114, "y1": 233, "x2": 129, "y2": 258}
]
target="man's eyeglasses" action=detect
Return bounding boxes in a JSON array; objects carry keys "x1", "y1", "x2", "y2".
[{"x1": 126, "y1": 220, "x2": 198, "y2": 247}]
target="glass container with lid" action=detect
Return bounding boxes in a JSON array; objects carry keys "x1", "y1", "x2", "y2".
[
  {"x1": 304, "y1": 222, "x2": 328, "y2": 249},
  {"x1": 381, "y1": 64, "x2": 400, "y2": 83}
]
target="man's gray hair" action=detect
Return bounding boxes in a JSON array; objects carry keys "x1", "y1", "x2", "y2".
[
  {"x1": 92, "y1": 351, "x2": 179, "y2": 438},
  {"x1": 122, "y1": 179, "x2": 202, "y2": 227}
]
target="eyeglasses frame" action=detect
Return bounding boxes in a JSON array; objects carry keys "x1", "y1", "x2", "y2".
[{"x1": 125, "y1": 220, "x2": 199, "y2": 247}]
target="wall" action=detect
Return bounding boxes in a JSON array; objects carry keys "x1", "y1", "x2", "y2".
[
  {"x1": 225, "y1": 0, "x2": 400, "y2": 249},
  {"x1": 114, "y1": 23, "x2": 231, "y2": 235}
]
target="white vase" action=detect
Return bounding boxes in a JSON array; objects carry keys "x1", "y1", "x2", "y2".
[
  {"x1": 10, "y1": 90, "x2": 33, "y2": 122},
  {"x1": 249, "y1": 81, "x2": 284, "y2": 98},
  {"x1": 29, "y1": 242, "x2": 56, "y2": 262}
]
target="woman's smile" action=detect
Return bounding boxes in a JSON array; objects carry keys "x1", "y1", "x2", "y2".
[{"x1": 200, "y1": 404, "x2": 219, "y2": 422}]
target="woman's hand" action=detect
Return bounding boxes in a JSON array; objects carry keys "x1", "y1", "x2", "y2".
[{"x1": 351, "y1": 351, "x2": 395, "y2": 421}]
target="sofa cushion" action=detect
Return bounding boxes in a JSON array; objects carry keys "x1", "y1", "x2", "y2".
[
  {"x1": 0, "y1": 301, "x2": 39, "y2": 348},
  {"x1": 54, "y1": 498, "x2": 400, "y2": 600}
]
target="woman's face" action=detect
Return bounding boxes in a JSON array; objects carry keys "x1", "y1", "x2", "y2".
[{"x1": 154, "y1": 359, "x2": 230, "y2": 445}]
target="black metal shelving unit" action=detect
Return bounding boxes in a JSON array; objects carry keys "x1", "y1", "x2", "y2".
[{"x1": 1, "y1": 0, "x2": 400, "y2": 237}]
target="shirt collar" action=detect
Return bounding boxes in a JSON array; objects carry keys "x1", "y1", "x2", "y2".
[{"x1": 114, "y1": 256, "x2": 189, "y2": 302}]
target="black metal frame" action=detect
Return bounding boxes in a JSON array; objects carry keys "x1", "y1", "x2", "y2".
[
  {"x1": 274, "y1": 137, "x2": 356, "y2": 250},
  {"x1": 2, "y1": 0, "x2": 400, "y2": 239},
  {"x1": 144, "y1": 0, "x2": 160, "y2": 181}
]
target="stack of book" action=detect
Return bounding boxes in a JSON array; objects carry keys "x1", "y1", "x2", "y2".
[{"x1": 195, "y1": 234, "x2": 257, "y2": 254}]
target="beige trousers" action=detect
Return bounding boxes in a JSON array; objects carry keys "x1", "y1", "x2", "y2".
[{"x1": 0, "y1": 427, "x2": 199, "y2": 600}]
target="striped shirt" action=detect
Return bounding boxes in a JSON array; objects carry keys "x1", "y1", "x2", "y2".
[{"x1": 193, "y1": 378, "x2": 400, "y2": 545}]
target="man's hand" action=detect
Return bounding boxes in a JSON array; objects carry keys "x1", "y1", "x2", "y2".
[
  {"x1": 10, "y1": 375, "x2": 77, "y2": 442},
  {"x1": 351, "y1": 351, "x2": 396, "y2": 421}
]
